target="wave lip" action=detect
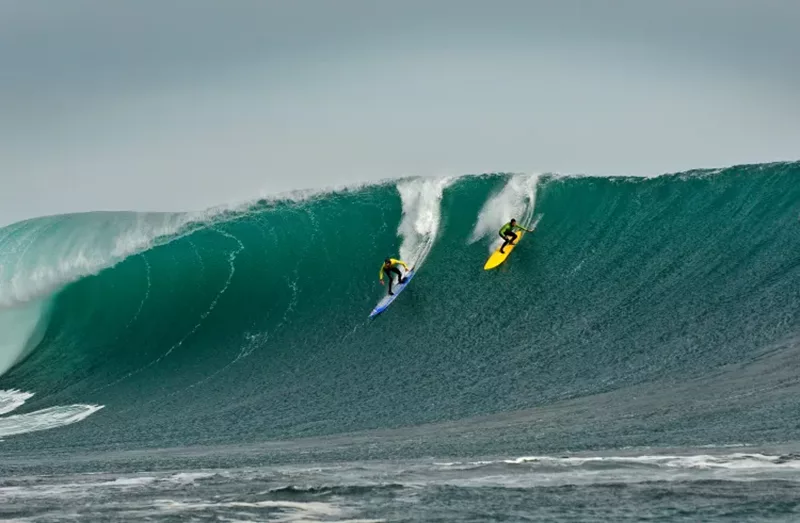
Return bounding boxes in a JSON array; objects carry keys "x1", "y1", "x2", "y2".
[{"x1": 0, "y1": 211, "x2": 200, "y2": 309}]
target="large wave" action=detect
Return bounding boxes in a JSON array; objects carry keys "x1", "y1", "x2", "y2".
[{"x1": 1, "y1": 162, "x2": 799, "y2": 454}]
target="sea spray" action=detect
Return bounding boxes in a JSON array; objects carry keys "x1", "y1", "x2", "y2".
[
  {"x1": 470, "y1": 174, "x2": 539, "y2": 251},
  {"x1": 396, "y1": 177, "x2": 452, "y2": 267}
]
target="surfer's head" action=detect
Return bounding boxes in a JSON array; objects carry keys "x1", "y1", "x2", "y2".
[
  {"x1": 384, "y1": 258, "x2": 391, "y2": 265},
  {"x1": 510, "y1": 218, "x2": 517, "y2": 225}
]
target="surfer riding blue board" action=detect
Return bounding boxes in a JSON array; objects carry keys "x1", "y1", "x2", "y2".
[
  {"x1": 379, "y1": 258, "x2": 409, "y2": 295},
  {"x1": 370, "y1": 257, "x2": 414, "y2": 318}
]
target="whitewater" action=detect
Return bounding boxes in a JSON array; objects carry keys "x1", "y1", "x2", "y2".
[{"x1": 2, "y1": 162, "x2": 800, "y2": 522}]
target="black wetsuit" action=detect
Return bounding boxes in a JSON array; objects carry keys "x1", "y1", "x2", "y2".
[
  {"x1": 499, "y1": 224, "x2": 519, "y2": 253},
  {"x1": 383, "y1": 266, "x2": 403, "y2": 293}
]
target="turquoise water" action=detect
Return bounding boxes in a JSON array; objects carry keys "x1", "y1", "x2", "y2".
[{"x1": 1, "y1": 163, "x2": 800, "y2": 521}]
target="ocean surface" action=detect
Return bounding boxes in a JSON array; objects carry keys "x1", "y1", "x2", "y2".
[{"x1": 1, "y1": 163, "x2": 800, "y2": 521}]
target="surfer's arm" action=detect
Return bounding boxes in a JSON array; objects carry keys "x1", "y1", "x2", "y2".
[
  {"x1": 378, "y1": 266, "x2": 385, "y2": 282},
  {"x1": 394, "y1": 259, "x2": 409, "y2": 270}
]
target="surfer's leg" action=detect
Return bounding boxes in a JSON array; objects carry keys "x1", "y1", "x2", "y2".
[
  {"x1": 500, "y1": 232, "x2": 514, "y2": 254},
  {"x1": 508, "y1": 231, "x2": 518, "y2": 245},
  {"x1": 384, "y1": 270, "x2": 394, "y2": 295},
  {"x1": 391, "y1": 267, "x2": 404, "y2": 285}
]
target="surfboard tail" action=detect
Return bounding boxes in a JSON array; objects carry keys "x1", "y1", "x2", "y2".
[{"x1": 369, "y1": 270, "x2": 416, "y2": 318}]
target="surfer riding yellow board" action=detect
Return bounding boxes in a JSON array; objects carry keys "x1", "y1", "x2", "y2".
[{"x1": 484, "y1": 219, "x2": 532, "y2": 270}]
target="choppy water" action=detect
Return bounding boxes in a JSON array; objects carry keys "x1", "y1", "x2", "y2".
[{"x1": 3, "y1": 448, "x2": 800, "y2": 522}]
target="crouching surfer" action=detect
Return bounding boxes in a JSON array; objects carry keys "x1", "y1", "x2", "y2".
[{"x1": 379, "y1": 258, "x2": 410, "y2": 295}]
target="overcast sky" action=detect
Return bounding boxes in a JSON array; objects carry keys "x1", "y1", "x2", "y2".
[{"x1": 1, "y1": 0, "x2": 798, "y2": 225}]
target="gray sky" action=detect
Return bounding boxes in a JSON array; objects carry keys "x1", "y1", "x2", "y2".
[{"x1": 1, "y1": 0, "x2": 798, "y2": 225}]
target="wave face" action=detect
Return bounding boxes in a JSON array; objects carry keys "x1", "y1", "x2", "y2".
[{"x1": 1, "y1": 162, "x2": 800, "y2": 454}]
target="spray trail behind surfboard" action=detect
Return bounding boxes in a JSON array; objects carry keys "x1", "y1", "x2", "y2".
[
  {"x1": 470, "y1": 174, "x2": 540, "y2": 252},
  {"x1": 367, "y1": 178, "x2": 451, "y2": 318},
  {"x1": 396, "y1": 177, "x2": 452, "y2": 269}
]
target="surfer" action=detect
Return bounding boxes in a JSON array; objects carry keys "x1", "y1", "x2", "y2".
[
  {"x1": 379, "y1": 258, "x2": 409, "y2": 296},
  {"x1": 499, "y1": 219, "x2": 532, "y2": 254}
]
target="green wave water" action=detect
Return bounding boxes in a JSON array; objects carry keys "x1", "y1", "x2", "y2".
[{"x1": 1, "y1": 163, "x2": 800, "y2": 457}]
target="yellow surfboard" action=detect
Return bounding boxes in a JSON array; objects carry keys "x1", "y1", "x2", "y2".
[{"x1": 484, "y1": 231, "x2": 525, "y2": 270}]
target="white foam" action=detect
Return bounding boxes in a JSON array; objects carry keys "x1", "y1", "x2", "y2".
[
  {"x1": 492, "y1": 453, "x2": 800, "y2": 470},
  {"x1": 395, "y1": 177, "x2": 452, "y2": 267},
  {"x1": 153, "y1": 499, "x2": 365, "y2": 523},
  {"x1": 0, "y1": 389, "x2": 34, "y2": 415},
  {"x1": 0, "y1": 402, "x2": 104, "y2": 439},
  {"x1": 168, "y1": 472, "x2": 216, "y2": 484},
  {"x1": 0, "y1": 476, "x2": 158, "y2": 501},
  {"x1": 469, "y1": 174, "x2": 540, "y2": 252},
  {"x1": 420, "y1": 452, "x2": 800, "y2": 489},
  {"x1": 110, "y1": 476, "x2": 158, "y2": 487}
]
